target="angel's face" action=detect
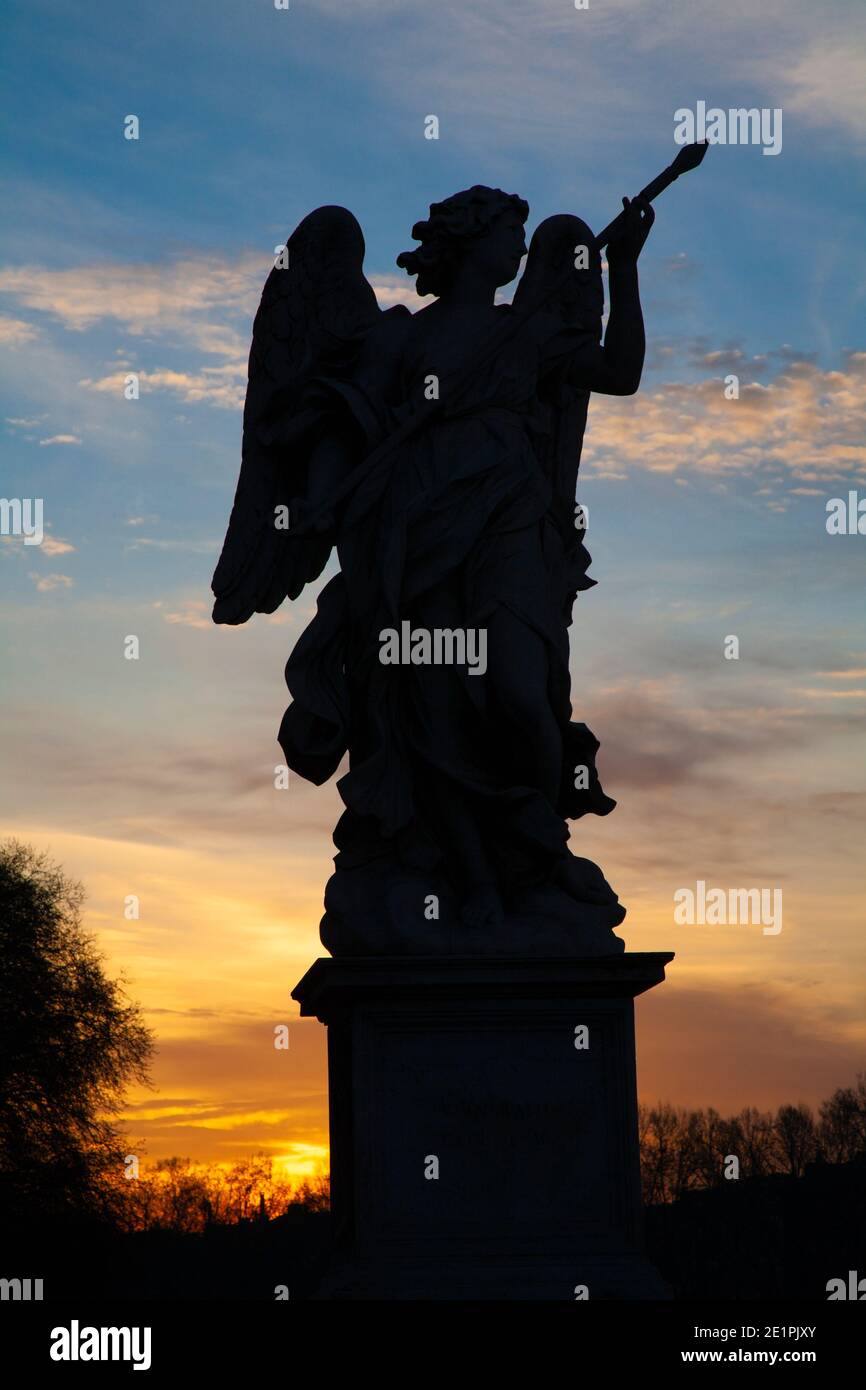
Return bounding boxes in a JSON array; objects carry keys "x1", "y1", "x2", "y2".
[{"x1": 478, "y1": 210, "x2": 528, "y2": 289}]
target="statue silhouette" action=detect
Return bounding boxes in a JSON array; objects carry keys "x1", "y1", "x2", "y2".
[{"x1": 212, "y1": 165, "x2": 684, "y2": 956}]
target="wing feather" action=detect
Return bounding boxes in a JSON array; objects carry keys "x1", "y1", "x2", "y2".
[
  {"x1": 212, "y1": 206, "x2": 380, "y2": 624},
  {"x1": 513, "y1": 214, "x2": 602, "y2": 515}
]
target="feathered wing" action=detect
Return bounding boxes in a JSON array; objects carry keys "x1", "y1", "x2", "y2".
[
  {"x1": 514, "y1": 216, "x2": 617, "y2": 822},
  {"x1": 512, "y1": 213, "x2": 604, "y2": 528},
  {"x1": 211, "y1": 206, "x2": 382, "y2": 624}
]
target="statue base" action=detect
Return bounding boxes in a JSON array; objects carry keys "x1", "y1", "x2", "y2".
[
  {"x1": 321, "y1": 860, "x2": 627, "y2": 956},
  {"x1": 292, "y1": 952, "x2": 674, "y2": 1299}
]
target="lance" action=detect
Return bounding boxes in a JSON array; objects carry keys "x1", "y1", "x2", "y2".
[{"x1": 593, "y1": 140, "x2": 708, "y2": 251}]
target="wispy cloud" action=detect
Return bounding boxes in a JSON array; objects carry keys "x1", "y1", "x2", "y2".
[
  {"x1": 795, "y1": 688, "x2": 866, "y2": 700},
  {"x1": 127, "y1": 537, "x2": 220, "y2": 555},
  {"x1": 781, "y1": 39, "x2": 866, "y2": 140},
  {"x1": 29, "y1": 572, "x2": 74, "y2": 592},
  {"x1": 0, "y1": 314, "x2": 39, "y2": 345},
  {"x1": 160, "y1": 599, "x2": 212, "y2": 630},
  {"x1": 0, "y1": 254, "x2": 263, "y2": 356},
  {"x1": 0, "y1": 256, "x2": 434, "y2": 412},
  {"x1": 39, "y1": 534, "x2": 75, "y2": 556},
  {"x1": 1, "y1": 531, "x2": 75, "y2": 557},
  {"x1": 587, "y1": 353, "x2": 866, "y2": 484},
  {"x1": 369, "y1": 273, "x2": 432, "y2": 310},
  {"x1": 81, "y1": 365, "x2": 245, "y2": 411}
]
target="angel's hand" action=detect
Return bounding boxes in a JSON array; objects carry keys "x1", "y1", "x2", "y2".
[{"x1": 606, "y1": 196, "x2": 654, "y2": 269}]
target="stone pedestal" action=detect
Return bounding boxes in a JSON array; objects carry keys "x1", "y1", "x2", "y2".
[{"x1": 292, "y1": 953, "x2": 674, "y2": 1300}]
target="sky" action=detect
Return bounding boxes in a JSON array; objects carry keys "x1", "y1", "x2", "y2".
[{"x1": 1, "y1": 0, "x2": 865, "y2": 1180}]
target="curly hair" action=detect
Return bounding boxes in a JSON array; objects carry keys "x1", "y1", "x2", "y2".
[{"x1": 397, "y1": 185, "x2": 529, "y2": 298}]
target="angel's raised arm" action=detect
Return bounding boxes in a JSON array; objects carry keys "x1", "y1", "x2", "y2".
[
  {"x1": 571, "y1": 258, "x2": 645, "y2": 397},
  {"x1": 516, "y1": 212, "x2": 647, "y2": 398}
]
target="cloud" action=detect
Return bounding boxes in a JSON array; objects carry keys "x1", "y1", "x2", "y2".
[
  {"x1": 161, "y1": 599, "x2": 212, "y2": 630},
  {"x1": 81, "y1": 365, "x2": 245, "y2": 411},
  {"x1": 369, "y1": 274, "x2": 431, "y2": 310},
  {"x1": 585, "y1": 353, "x2": 866, "y2": 484},
  {"x1": 13, "y1": 239, "x2": 859, "y2": 490},
  {"x1": 794, "y1": 688, "x2": 866, "y2": 700},
  {"x1": 0, "y1": 531, "x2": 75, "y2": 557},
  {"x1": 38, "y1": 433, "x2": 81, "y2": 446},
  {"x1": 781, "y1": 40, "x2": 866, "y2": 140},
  {"x1": 0, "y1": 315, "x2": 39, "y2": 345},
  {"x1": 30, "y1": 572, "x2": 74, "y2": 591},
  {"x1": 39, "y1": 534, "x2": 76, "y2": 556},
  {"x1": 0, "y1": 254, "x2": 262, "y2": 357},
  {"x1": 638, "y1": 982, "x2": 866, "y2": 1112},
  {"x1": 127, "y1": 537, "x2": 220, "y2": 555},
  {"x1": 2, "y1": 260, "x2": 432, "y2": 411},
  {"x1": 588, "y1": 676, "x2": 821, "y2": 799},
  {"x1": 309, "y1": 0, "x2": 866, "y2": 156},
  {"x1": 119, "y1": 1018, "x2": 329, "y2": 1169},
  {"x1": 660, "y1": 252, "x2": 699, "y2": 280},
  {"x1": 69, "y1": 270, "x2": 433, "y2": 408}
]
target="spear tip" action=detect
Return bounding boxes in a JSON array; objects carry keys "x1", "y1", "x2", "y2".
[{"x1": 671, "y1": 141, "x2": 709, "y2": 176}]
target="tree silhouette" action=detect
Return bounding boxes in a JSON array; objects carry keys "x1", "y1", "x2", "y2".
[
  {"x1": 639, "y1": 1081, "x2": 866, "y2": 1204},
  {"x1": 771, "y1": 1101, "x2": 818, "y2": 1178},
  {"x1": 819, "y1": 1080, "x2": 866, "y2": 1164},
  {"x1": 0, "y1": 839, "x2": 154, "y2": 1223}
]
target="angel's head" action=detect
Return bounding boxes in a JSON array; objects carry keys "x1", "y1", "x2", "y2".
[{"x1": 397, "y1": 186, "x2": 529, "y2": 299}]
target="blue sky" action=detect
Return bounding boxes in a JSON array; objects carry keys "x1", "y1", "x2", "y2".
[{"x1": 1, "y1": 0, "x2": 865, "y2": 1167}]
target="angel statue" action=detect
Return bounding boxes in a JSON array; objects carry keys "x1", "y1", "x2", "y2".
[{"x1": 212, "y1": 183, "x2": 655, "y2": 957}]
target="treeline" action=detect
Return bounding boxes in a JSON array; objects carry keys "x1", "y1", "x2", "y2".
[
  {"x1": 101, "y1": 1157, "x2": 330, "y2": 1234},
  {"x1": 102, "y1": 1076, "x2": 866, "y2": 1233},
  {"x1": 639, "y1": 1075, "x2": 866, "y2": 1205},
  {"x1": 104, "y1": 1075, "x2": 866, "y2": 1234}
]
